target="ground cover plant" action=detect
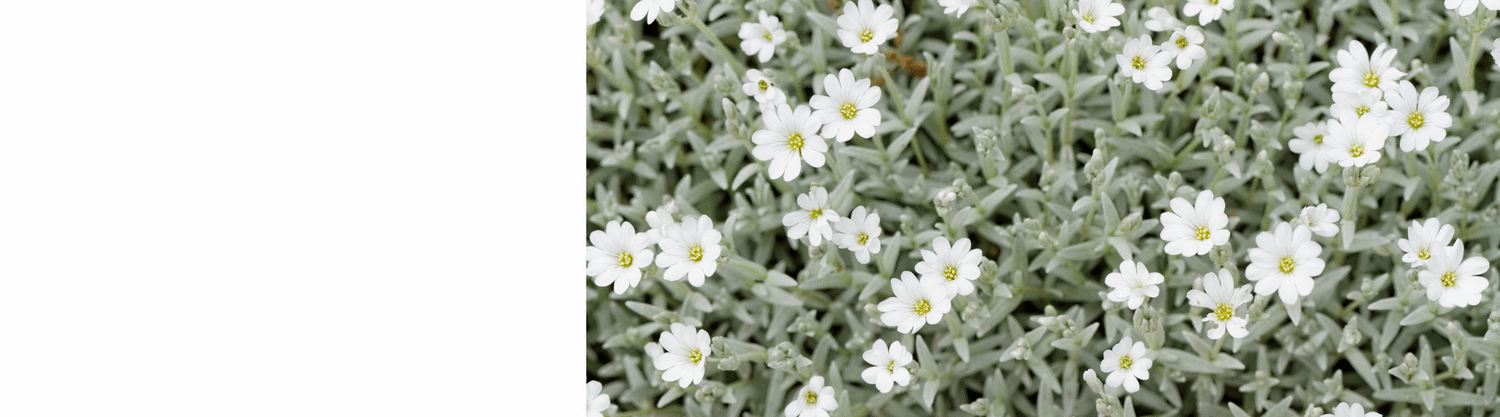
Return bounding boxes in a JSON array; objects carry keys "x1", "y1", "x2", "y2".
[{"x1": 585, "y1": 0, "x2": 1500, "y2": 415}]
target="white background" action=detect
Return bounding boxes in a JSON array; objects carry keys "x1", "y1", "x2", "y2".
[{"x1": 0, "y1": 1, "x2": 578, "y2": 415}]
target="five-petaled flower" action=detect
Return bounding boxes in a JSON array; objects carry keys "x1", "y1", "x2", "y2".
[
  {"x1": 1324, "y1": 114, "x2": 1389, "y2": 168},
  {"x1": 656, "y1": 215, "x2": 723, "y2": 286},
  {"x1": 1105, "y1": 260, "x2": 1165, "y2": 310},
  {"x1": 1384, "y1": 80, "x2": 1452, "y2": 152},
  {"x1": 739, "y1": 11, "x2": 788, "y2": 63},
  {"x1": 1246, "y1": 222, "x2": 1326, "y2": 305},
  {"x1": 1118, "y1": 35, "x2": 1174, "y2": 91},
  {"x1": 878, "y1": 271, "x2": 954, "y2": 333},
  {"x1": 784, "y1": 376, "x2": 839, "y2": 417},
  {"x1": 1288, "y1": 121, "x2": 1333, "y2": 173},
  {"x1": 860, "y1": 339, "x2": 913, "y2": 393},
  {"x1": 810, "y1": 68, "x2": 883, "y2": 142},
  {"x1": 1397, "y1": 218, "x2": 1455, "y2": 268},
  {"x1": 1417, "y1": 240, "x2": 1491, "y2": 308},
  {"x1": 1329, "y1": 40, "x2": 1405, "y2": 95},
  {"x1": 1101, "y1": 336, "x2": 1154, "y2": 393},
  {"x1": 587, "y1": 220, "x2": 655, "y2": 294},
  {"x1": 1073, "y1": 0, "x2": 1124, "y2": 33},
  {"x1": 783, "y1": 187, "x2": 841, "y2": 246},
  {"x1": 1186, "y1": 268, "x2": 1254, "y2": 339},
  {"x1": 834, "y1": 206, "x2": 883, "y2": 264},
  {"x1": 1160, "y1": 190, "x2": 1231, "y2": 256},
  {"x1": 753, "y1": 103, "x2": 828, "y2": 181},
  {"x1": 1184, "y1": 0, "x2": 1235, "y2": 25},
  {"x1": 915, "y1": 236, "x2": 984, "y2": 297},
  {"x1": 836, "y1": 0, "x2": 899, "y2": 55},
  {"x1": 650, "y1": 323, "x2": 712, "y2": 388},
  {"x1": 1298, "y1": 204, "x2": 1342, "y2": 237}
]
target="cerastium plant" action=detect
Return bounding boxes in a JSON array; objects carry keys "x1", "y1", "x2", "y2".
[{"x1": 586, "y1": 0, "x2": 1500, "y2": 416}]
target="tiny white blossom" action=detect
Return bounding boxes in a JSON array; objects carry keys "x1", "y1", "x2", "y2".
[
  {"x1": 878, "y1": 271, "x2": 954, "y2": 333},
  {"x1": 1143, "y1": 7, "x2": 1184, "y2": 32},
  {"x1": 1100, "y1": 336, "x2": 1153, "y2": 393},
  {"x1": 1183, "y1": 0, "x2": 1234, "y2": 25},
  {"x1": 1186, "y1": 269, "x2": 1253, "y2": 339},
  {"x1": 1324, "y1": 115, "x2": 1388, "y2": 168},
  {"x1": 739, "y1": 11, "x2": 787, "y2": 63},
  {"x1": 810, "y1": 68, "x2": 882, "y2": 142},
  {"x1": 1159, "y1": 190, "x2": 1231, "y2": 256},
  {"x1": 1073, "y1": 0, "x2": 1125, "y2": 33},
  {"x1": 1298, "y1": 204, "x2": 1341, "y2": 237},
  {"x1": 1397, "y1": 218, "x2": 1456, "y2": 268},
  {"x1": 1118, "y1": 35, "x2": 1174, "y2": 91},
  {"x1": 1246, "y1": 222, "x2": 1326, "y2": 305},
  {"x1": 783, "y1": 187, "x2": 840, "y2": 246},
  {"x1": 1418, "y1": 241, "x2": 1491, "y2": 308},
  {"x1": 1104, "y1": 260, "x2": 1165, "y2": 310},
  {"x1": 860, "y1": 339, "x2": 913, "y2": 393},
  {"x1": 1385, "y1": 81, "x2": 1453, "y2": 152},
  {"x1": 784, "y1": 376, "x2": 839, "y2": 417},
  {"x1": 1330, "y1": 89, "x2": 1390, "y2": 121},
  {"x1": 834, "y1": 206, "x2": 882, "y2": 264},
  {"x1": 656, "y1": 215, "x2": 723, "y2": 286},
  {"x1": 836, "y1": 0, "x2": 899, "y2": 55},
  {"x1": 1160, "y1": 26, "x2": 1207, "y2": 70},
  {"x1": 753, "y1": 103, "x2": 828, "y2": 181},
  {"x1": 1322, "y1": 402, "x2": 1382, "y2": 417},
  {"x1": 938, "y1": 0, "x2": 978, "y2": 17},
  {"x1": 644, "y1": 202, "x2": 677, "y2": 245},
  {"x1": 629, "y1": 0, "x2": 675, "y2": 24},
  {"x1": 1329, "y1": 40, "x2": 1405, "y2": 95},
  {"x1": 587, "y1": 380, "x2": 611, "y2": 417},
  {"x1": 587, "y1": 0, "x2": 605, "y2": 26},
  {"x1": 587, "y1": 220, "x2": 655, "y2": 294},
  {"x1": 650, "y1": 323, "x2": 711, "y2": 388},
  {"x1": 742, "y1": 69, "x2": 788, "y2": 108},
  {"x1": 1287, "y1": 121, "x2": 1333, "y2": 173},
  {"x1": 915, "y1": 236, "x2": 984, "y2": 296},
  {"x1": 1446, "y1": 0, "x2": 1500, "y2": 16}
]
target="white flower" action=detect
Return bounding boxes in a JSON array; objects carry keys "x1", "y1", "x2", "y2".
[
  {"x1": 1159, "y1": 190, "x2": 1231, "y2": 256},
  {"x1": 587, "y1": 380, "x2": 611, "y2": 417},
  {"x1": 742, "y1": 69, "x2": 788, "y2": 107},
  {"x1": 938, "y1": 0, "x2": 977, "y2": 17},
  {"x1": 860, "y1": 339, "x2": 913, "y2": 393},
  {"x1": 1330, "y1": 89, "x2": 1390, "y2": 121},
  {"x1": 1183, "y1": 0, "x2": 1234, "y2": 25},
  {"x1": 1100, "y1": 336, "x2": 1153, "y2": 393},
  {"x1": 1322, "y1": 402, "x2": 1382, "y2": 417},
  {"x1": 810, "y1": 68, "x2": 882, "y2": 142},
  {"x1": 650, "y1": 323, "x2": 711, "y2": 388},
  {"x1": 1323, "y1": 115, "x2": 1388, "y2": 168},
  {"x1": 878, "y1": 271, "x2": 954, "y2": 333},
  {"x1": 1143, "y1": 7, "x2": 1184, "y2": 32},
  {"x1": 1117, "y1": 35, "x2": 1174, "y2": 91},
  {"x1": 1288, "y1": 121, "x2": 1333, "y2": 173},
  {"x1": 1105, "y1": 260, "x2": 1165, "y2": 310},
  {"x1": 784, "y1": 376, "x2": 839, "y2": 417},
  {"x1": 586, "y1": 220, "x2": 655, "y2": 294},
  {"x1": 836, "y1": 0, "x2": 898, "y2": 55},
  {"x1": 1397, "y1": 218, "x2": 1456, "y2": 268},
  {"x1": 1418, "y1": 241, "x2": 1491, "y2": 308},
  {"x1": 656, "y1": 215, "x2": 723, "y2": 286},
  {"x1": 644, "y1": 202, "x2": 678, "y2": 244},
  {"x1": 739, "y1": 11, "x2": 787, "y2": 63},
  {"x1": 753, "y1": 104, "x2": 828, "y2": 181},
  {"x1": 1493, "y1": 38, "x2": 1500, "y2": 70},
  {"x1": 1246, "y1": 222, "x2": 1326, "y2": 305},
  {"x1": 834, "y1": 206, "x2": 882, "y2": 264},
  {"x1": 1073, "y1": 0, "x2": 1125, "y2": 33},
  {"x1": 1186, "y1": 269, "x2": 1253, "y2": 339},
  {"x1": 783, "y1": 187, "x2": 840, "y2": 246},
  {"x1": 914, "y1": 236, "x2": 984, "y2": 296},
  {"x1": 1298, "y1": 204, "x2": 1341, "y2": 237},
  {"x1": 587, "y1": 0, "x2": 605, "y2": 26},
  {"x1": 629, "y1": 0, "x2": 675, "y2": 24},
  {"x1": 1160, "y1": 26, "x2": 1207, "y2": 69},
  {"x1": 1385, "y1": 81, "x2": 1453, "y2": 152},
  {"x1": 1329, "y1": 40, "x2": 1405, "y2": 95},
  {"x1": 1446, "y1": 0, "x2": 1500, "y2": 16}
]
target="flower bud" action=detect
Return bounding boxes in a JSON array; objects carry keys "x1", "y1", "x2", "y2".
[
  {"x1": 669, "y1": 38, "x2": 691, "y2": 72},
  {"x1": 935, "y1": 188, "x2": 958, "y2": 217},
  {"x1": 1251, "y1": 72, "x2": 1271, "y2": 96},
  {"x1": 716, "y1": 354, "x2": 742, "y2": 371}
]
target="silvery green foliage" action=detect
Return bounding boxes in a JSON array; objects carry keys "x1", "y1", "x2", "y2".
[{"x1": 586, "y1": 0, "x2": 1500, "y2": 416}]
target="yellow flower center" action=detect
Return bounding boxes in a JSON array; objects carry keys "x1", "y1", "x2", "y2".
[
  {"x1": 805, "y1": 390, "x2": 818, "y2": 404},
  {"x1": 856, "y1": 233, "x2": 869, "y2": 245},
  {"x1": 617, "y1": 251, "x2": 634, "y2": 268},
  {"x1": 1175, "y1": 36, "x2": 1188, "y2": 48},
  {"x1": 688, "y1": 245, "x2": 704, "y2": 262},
  {"x1": 1131, "y1": 56, "x2": 1146, "y2": 70},
  {"x1": 1349, "y1": 144, "x2": 1364, "y2": 158},
  {"x1": 1418, "y1": 249, "x2": 1430, "y2": 260},
  {"x1": 1355, "y1": 106, "x2": 1369, "y2": 116},
  {"x1": 1363, "y1": 71, "x2": 1379, "y2": 88},
  {"x1": 840, "y1": 102, "x2": 858, "y2": 120},
  {"x1": 1208, "y1": 0, "x2": 1219, "y2": 4},
  {"x1": 787, "y1": 133, "x2": 805, "y2": 152},
  {"x1": 1194, "y1": 226, "x2": 1211, "y2": 241},
  {"x1": 913, "y1": 299, "x2": 931, "y2": 316},
  {"x1": 859, "y1": 29, "x2": 874, "y2": 43},
  {"x1": 1279, "y1": 257, "x2": 1296, "y2": 274},
  {"x1": 887, "y1": 360, "x2": 896, "y2": 373},
  {"x1": 1119, "y1": 355, "x2": 1133, "y2": 370},
  {"x1": 1312, "y1": 135, "x2": 1323, "y2": 144},
  {"x1": 1081, "y1": 14, "x2": 1095, "y2": 24},
  {"x1": 808, "y1": 208, "x2": 823, "y2": 220},
  {"x1": 943, "y1": 265, "x2": 959, "y2": 281},
  {"x1": 1214, "y1": 303, "x2": 1233, "y2": 322},
  {"x1": 1441, "y1": 271, "x2": 1457, "y2": 287},
  {"x1": 1407, "y1": 112, "x2": 1424, "y2": 129},
  {"x1": 758, "y1": 80, "x2": 768, "y2": 91},
  {"x1": 688, "y1": 349, "x2": 704, "y2": 364},
  {"x1": 764, "y1": 31, "x2": 773, "y2": 42}
]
